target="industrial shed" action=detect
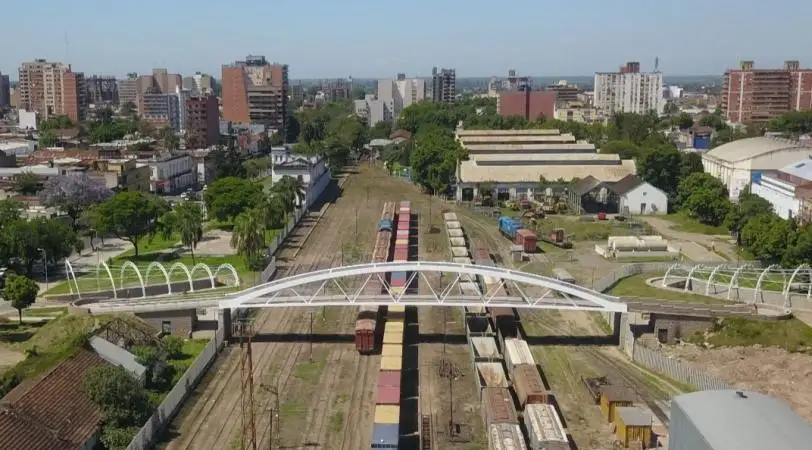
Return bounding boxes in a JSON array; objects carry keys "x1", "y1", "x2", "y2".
[
  {"x1": 701, "y1": 136, "x2": 812, "y2": 200},
  {"x1": 670, "y1": 390, "x2": 812, "y2": 450}
]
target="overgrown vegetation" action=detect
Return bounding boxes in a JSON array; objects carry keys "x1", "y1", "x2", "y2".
[{"x1": 689, "y1": 317, "x2": 812, "y2": 353}]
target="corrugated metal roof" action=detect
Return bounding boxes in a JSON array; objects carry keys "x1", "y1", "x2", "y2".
[
  {"x1": 459, "y1": 158, "x2": 636, "y2": 183},
  {"x1": 672, "y1": 390, "x2": 812, "y2": 450},
  {"x1": 464, "y1": 143, "x2": 597, "y2": 152},
  {"x1": 88, "y1": 336, "x2": 147, "y2": 381},
  {"x1": 525, "y1": 403, "x2": 568, "y2": 443},
  {"x1": 779, "y1": 157, "x2": 812, "y2": 182},
  {"x1": 704, "y1": 136, "x2": 811, "y2": 163},
  {"x1": 616, "y1": 406, "x2": 651, "y2": 427},
  {"x1": 487, "y1": 423, "x2": 528, "y2": 450},
  {"x1": 475, "y1": 152, "x2": 616, "y2": 162},
  {"x1": 457, "y1": 129, "x2": 562, "y2": 137}
]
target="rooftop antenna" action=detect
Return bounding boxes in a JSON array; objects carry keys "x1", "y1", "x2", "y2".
[{"x1": 655, "y1": 57, "x2": 660, "y2": 72}]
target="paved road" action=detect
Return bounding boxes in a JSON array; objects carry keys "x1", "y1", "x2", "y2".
[{"x1": 640, "y1": 216, "x2": 733, "y2": 262}]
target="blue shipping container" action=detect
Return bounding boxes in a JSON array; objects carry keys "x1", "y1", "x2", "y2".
[
  {"x1": 693, "y1": 134, "x2": 711, "y2": 150},
  {"x1": 371, "y1": 423, "x2": 399, "y2": 448},
  {"x1": 378, "y1": 219, "x2": 393, "y2": 232},
  {"x1": 497, "y1": 216, "x2": 523, "y2": 239}
]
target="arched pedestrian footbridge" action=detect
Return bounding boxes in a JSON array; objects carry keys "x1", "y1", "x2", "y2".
[{"x1": 78, "y1": 261, "x2": 629, "y2": 313}]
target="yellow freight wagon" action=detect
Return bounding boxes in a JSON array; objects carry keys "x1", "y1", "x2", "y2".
[
  {"x1": 383, "y1": 329, "x2": 404, "y2": 345},
  {"x1": 614, "y1": 406, "x2": 652, "y2": 448},
  {"x1": 600, "y1": 386, "x2": 635, "y2": 423},
  {"x1": 388, "y1": 305, "x2": 406, "y2": 313},
  {"x1": 374, "y1": 404, "x2": 400, "y2": 424},
  {"x1": 382, "y1": 344, "x2": 403, "y2": 358},
  {"x1": 381, "y1": 355, "x2": 402, "y2": 371}
]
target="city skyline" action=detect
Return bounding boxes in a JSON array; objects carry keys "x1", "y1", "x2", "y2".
[{"x1": 2, "y1": 0, "x2": 812, "y2": 79}]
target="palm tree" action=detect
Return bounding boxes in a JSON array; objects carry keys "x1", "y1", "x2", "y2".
[
  {"x1": 230, "y1": 208, "x2": 267, "y2": 268},
  {"x1": 272, "y1": 176, "x2": 306, "y2": 212},
  {"x1": 175, "y1": 202, "x2": 204, "y2": 263},
  {"x1": 262, "y1": 194, "x2": 286, "y2": 229}
]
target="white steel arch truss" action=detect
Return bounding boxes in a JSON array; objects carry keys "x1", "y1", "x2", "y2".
[
  {"x1": 727, "y1": 264, "x2": 752, "y2": 300},
  {"x1": 784, "y1": 264, "x2": 812, "y2": 308},
  {"x1": 705, "y1": 264, "x2": 727, "y2": 296},
  {"x1": 218, "y1": 261, "x2": 628, "y2": 312}
]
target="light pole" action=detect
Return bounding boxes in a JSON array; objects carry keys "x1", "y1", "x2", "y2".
[{"x1": 37, "y1": 248, "x2": 48, "y2": 291}]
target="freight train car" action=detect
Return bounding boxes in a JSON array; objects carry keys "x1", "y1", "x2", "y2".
[
  {"x1": 512, "y1": 364, "x2": 549, "y2": 407},
  {"x1": 357, "y1": 201, "x2": 395, "y2": 354},
  {"x1": 482, "y1": 387, "x2": 519, "y2": 426},
  {"x1": 524, "y1": 403, "x2": 569, "y2": 450},
  {"x1": 497, "y1": 216, "x2": 537, "y2": 253},
  {"x1": 488, "y1": 423, "x2": 528, "y2": 450}
]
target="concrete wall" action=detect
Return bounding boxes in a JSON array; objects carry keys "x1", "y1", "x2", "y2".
[
  {"x1": 135, "y1": 309, "x2": 197, "y2": 337},
  {"x1": 652, "y1": 313, "x2": 716, "y2": 344},
  {"x1": 59, "y1": 278, "x2": 224, "y2": 303}
]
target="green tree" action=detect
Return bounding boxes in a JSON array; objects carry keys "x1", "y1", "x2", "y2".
[
  {"x1": 677, "y1": 172, "x2": 731, "y2": 225},
  {"x1": 38, "y1": 115, "x2": 75, "y2": 130},
  {"x1": 158, "y1": 127, "x2": 179, "y2": 151},
  {"x1": 169, "y1": 201, "x2": 204, "y2": 263},
  {"x1": 162, "y1": 335, "x2": 184, "y2": 359},
  {"x1": 740, "y1": 214, "x2": 793, "y2": 262},
  {"x1": 673, "y1": 112, "x2": 694, "y2": 130},
  {"x1": 38, "y1": 130, "x2": 59, "y2": 147},
  {"x1": 208, "y1": 146, "x2": 246, "y2": 180},
  {"x1": 784, "y1": 223, "x2": 812, "y2": 266},
  {"x1": 14, "y1": 172, "x2": 42, "y2": 195},
  {"x1": 88, "y1": 191, "x2": 167, "y2": 256},
  {"x1": 203, "y1": 177, "x2": 263, "y2": 222},
  {"x1": 636, "y1": 146, "x2": 683, "y2": 196},
  {"x1": 679, "y1": 152, "x2": 704, "y2": 178},
  {"x1": 242, "y1": 157, "x2": 271, "y2": 179},
  {"x1": 2, "y1": 274, "x2": 39, "y2": 324},
  {"x1": 230, "y1": 209, "x2": 267, "y2": 269},
  {"x1": 769, "y1": 110, "x2": 812, "y2": 135},
  {"x1": 83, "y1": 364, "x2": 152, "y2": 435},
  {"x1": 120, "y1": 102, "x2": 137, "y2": 119},
  {"x1": 2, "y1": 218, "x2": 77, "y2": 273},
  {"x1": 369, "y1": 121, "x2": 393, "y2": 140},
  {"x1": 0, "y1": 199, "x2": 23, "y2": 228},
  {"x1": 725, "y1": 191, "x2": 774, "y2": 236},
  {"x1": 599, "y1": 140, "x2": 642, "y2": 159},
  {"x1": 100, "y1": 426, "x2": 141, "y2": 450},
  {"x1": 409, "y1": 127, "x2": 467, "y2": 194}
]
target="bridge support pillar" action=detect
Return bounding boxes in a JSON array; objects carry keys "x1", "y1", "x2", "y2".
[{"x1": 219, "y1": 308, "x2": 232, "y2": 341}]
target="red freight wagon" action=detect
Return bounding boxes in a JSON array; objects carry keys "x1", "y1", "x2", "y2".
[
  {"x1": 481, "y1": 387, "x2": 519, "y2": 425},
  {"x1": 354, "y1": 319, "x2": 375, "y2": 353},
  {"x1": 378, "y1": 371, "x2": 402, "y2": 388},
  {"x1": 515, "y1": 229, "x2": 537, "y2": 253},
  {"x1": 512, "y1": 364, "x2": 550, "y2": 407},
  {"x1": 376, "y1": 386, "x2": 401, "y2": 405}
]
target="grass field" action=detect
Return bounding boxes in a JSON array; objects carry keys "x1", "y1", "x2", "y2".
[
  {"x1": 44, "y1": 254, "x2": 253, "y2": 296},
  {"x1": 690, "y1": 317, "x2": 812, "y2": 353},
  {"x1": 608, "y1": 273, "x2": 728, "y2": 304},
  {"x1": 660, "y1": 212, "x2": 729, "y2": 235}
]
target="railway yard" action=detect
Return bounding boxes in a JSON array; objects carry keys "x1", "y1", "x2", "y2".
[{"x1": 156, "y1": 165, "x2": 811, "y2": 450}]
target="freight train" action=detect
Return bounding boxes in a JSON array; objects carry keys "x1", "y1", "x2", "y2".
[
  {"x1": 497, "y1": 216, "x2": 537, "y2": 253},
  {"x1": 356, "y1": 202, "x2": 395, "y2": 355},
  {"x1": 371, "y1": 200, "x2": 412, "y2": 449}
]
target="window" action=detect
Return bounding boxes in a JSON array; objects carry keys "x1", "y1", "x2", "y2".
[{"x1": 161, "y1": 321, "x2": 172, "y2": 334}]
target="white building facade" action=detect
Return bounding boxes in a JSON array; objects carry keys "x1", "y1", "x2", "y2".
[
  {"x1": 702, "y1": 137, "x2": 812, "y2": 200},
  {"x1": 750, "y1": 158, "x2": 812, "y2": 220},
  {"x1": 270, "y1": 145, "x2": 330, "y2": 207},
  {"x1": 145, "y1": 154, "x2": 197, "y2": 194},
  {"x1": 594, "y1": 63, "x2": 664, "y2": 115},
  {"x1": 395, "y1": 77, "x2": 425, "y2": 109},
  {"x1": 617, "y1": 182, "x2": 668, "y2": 215}
]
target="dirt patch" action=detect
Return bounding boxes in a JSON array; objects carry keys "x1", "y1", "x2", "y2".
[
  {"x1": 0, "y1": 346, "x2": 24, "y2": 371},
  {"x1": 662, "y1": 344, "x2": 812, "y2": 422}
]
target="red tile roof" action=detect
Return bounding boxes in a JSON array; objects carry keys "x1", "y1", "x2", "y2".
[
  {"x1": 0, "y1": 348, "x2": 107, "y2": 450},
  {"x1": 24, "y1": 149, "x2": 100, "y2": 165}
]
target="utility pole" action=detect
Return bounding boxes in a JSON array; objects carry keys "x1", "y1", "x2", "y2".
[
  {"x1": 355, "y1": 207, "x2": 359, "y2": 237},
  {"x1": 309, "y1": 311, "x2": 314, "y2": 362},
  {"x1": 236, "y1": 319, "x2": 257, "y2": 450}
]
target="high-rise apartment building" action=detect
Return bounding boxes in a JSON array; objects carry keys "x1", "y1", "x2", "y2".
[
  {"x1": 545, "y1": 80, "x2": 580, "y2": 103},
  {"x1": 0, "y1": 72, "x2": 9, "y2": 107},
  {"x1": 721, "y1": 60, "x2": 812, "y2": 123},
  {"x1": 395, "y1": 75, "x2": 426, "y2": 108},
  {"x1": 18, "y1": 59, "x2": 86, "y2": 120},
  {"x1": 185, "y1": 94, "x2": 220, "y2": 148},
  {"x1": 182, "y1": 73, "x2": 216, "y2": 97},
  {"x1": 85, "y1": 76, "x2": 119, "y2": 105},
  {"x1": 431, "y1": 67, "x2": 456, "y2": 103},
  {"x1": 594, "y1": 61, "x2": 664, "y2": 115},
  {"x1": 117, "y1": 74, "x2": 138, "y2": 106},
  {"x1": 222, "y1": 55, "x2": 288, "y2": 133}
]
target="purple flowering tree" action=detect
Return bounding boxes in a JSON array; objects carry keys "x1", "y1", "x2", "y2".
[{"x1": 40, "y1": 173, "x2": 112, "y2": 229}]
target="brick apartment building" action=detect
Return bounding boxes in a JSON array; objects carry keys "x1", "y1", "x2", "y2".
[
  {"x1": 431, "y1": 67, "x2": 456, "y2": 103},
  {"x1": 221, "y1": 55, "x2": 288, "y2": 134},
  {"x1": 185, "y1": 94, "x2": 220, "y2": 148},
  {"x1": 498, "y1": 90, "x2": 557, "y2": 121},
  {"x1": 18, "y1": 59, "x2": 86, "y2": 121},
  {"x1": 722, "y1": 60, "x2": 812, "y2": 124}
]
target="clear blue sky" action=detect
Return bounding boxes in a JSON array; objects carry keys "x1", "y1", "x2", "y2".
[{"x1": 2, "y1": 0, "x2": 811, "y2": 79}]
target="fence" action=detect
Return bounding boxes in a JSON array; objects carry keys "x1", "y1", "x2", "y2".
[
  {"x1": 632, "y1": 345, "x2": 730, "y2": 390},
  {"x1": 126, "y1": 326, "x2": 226, "y2": 450},
  {"x1": 259, "y1": 168, "x2": 333, "y2": 281}
]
